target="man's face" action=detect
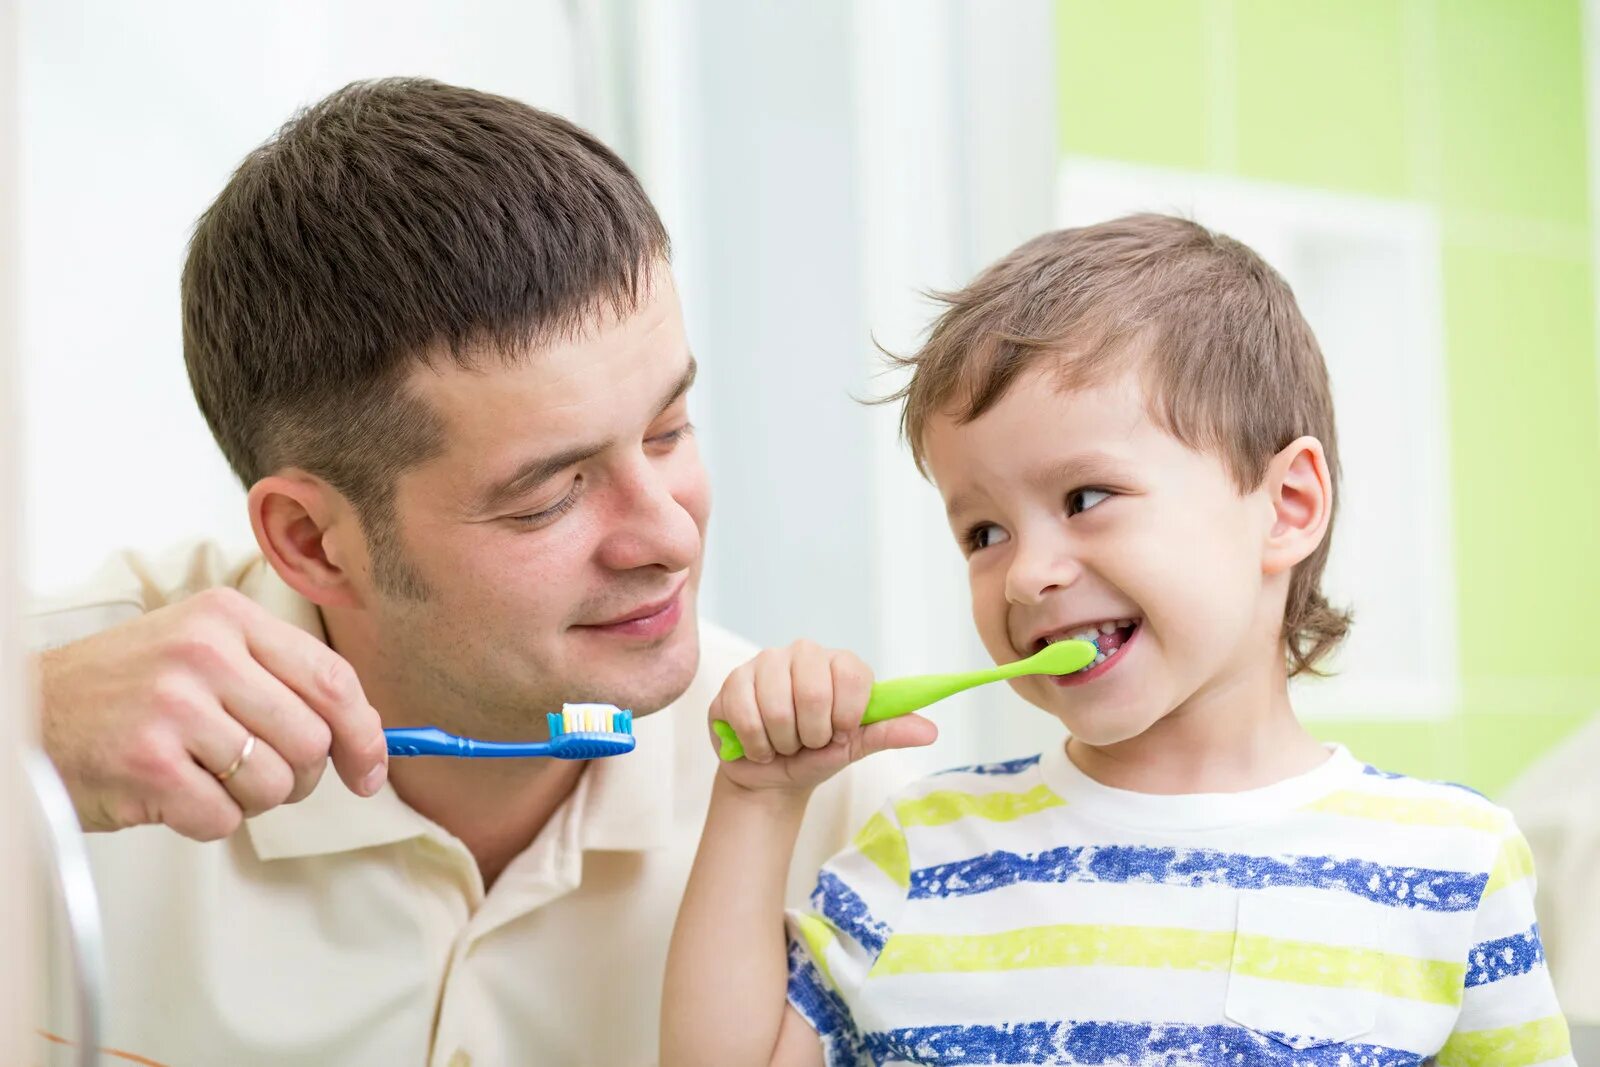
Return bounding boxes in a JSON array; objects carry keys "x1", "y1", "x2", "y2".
[
  {"x1": 363, "y1": 273, "x2": 708, "y2": 734},
  {"x1": 923, "y1": 364, "x2": 1285, "y2": 747}
]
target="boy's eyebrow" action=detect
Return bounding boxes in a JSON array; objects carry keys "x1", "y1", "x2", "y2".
[
  {"x1": 478, "y1": 354, "x2": 697, "y2": 513},
  {"x1": 944, "y1": 449, "x2": 1133, "y2": 519},
  {"x1": 1031, "y1": 450, "x2": 1134, "y2": 492}
]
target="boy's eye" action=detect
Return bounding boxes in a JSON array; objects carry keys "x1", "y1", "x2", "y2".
[
  {"x1": 964, "y1": 523, "x2": 1009, "y2": 553},
  {"x1": 1068, "y1": 488, "x2": 1111, "y2": 515}
]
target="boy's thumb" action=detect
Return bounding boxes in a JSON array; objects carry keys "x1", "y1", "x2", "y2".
[{"x1": 856, "y1": 714, "x2": 938, "y2": 759}]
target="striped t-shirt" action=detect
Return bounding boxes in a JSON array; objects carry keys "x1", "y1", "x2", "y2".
[{"x1": 785, "y1": 743, "x2": 1574, "y2": 1066}]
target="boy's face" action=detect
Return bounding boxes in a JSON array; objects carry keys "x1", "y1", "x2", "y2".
[{"x1": 923, "y1": 365, "x2": 1291, "y2": 747}]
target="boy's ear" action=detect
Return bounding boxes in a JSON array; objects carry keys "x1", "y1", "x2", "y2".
[
  {"x1": 248, "y1": 471, "x2": 368, "y2": 610},
  {"x1": 1261, "y1": 436, "x2": 1332, "y2": 577}
]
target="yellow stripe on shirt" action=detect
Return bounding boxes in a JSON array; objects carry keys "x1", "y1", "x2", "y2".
[
  {"x1": 854, "y1": 811, "x2": 910, "y2": 889},
  {"x1": 1437, "y1": 1015, "x2": 1572, "y2": 1067},
  {"x1": 895, "y1": 785, "x2": 1066, "y2": 829},
  {"x1": 1304, "y1": 790, "x2": 1505, "y2": 832},
  {"x1": 872, "y1": 923, "x2": 1464, "y2": 1004}
]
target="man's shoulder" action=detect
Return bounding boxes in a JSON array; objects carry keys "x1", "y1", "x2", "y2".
[
  {"x1": 25, "y1": 540, "x2": 269, "y2": 651},
  {"x1": 25, "y1": 539, "x2": 321, "y2": 651}
]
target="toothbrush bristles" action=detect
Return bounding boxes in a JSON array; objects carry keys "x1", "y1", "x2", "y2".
[{"x1": 549, "y1": 705, "x2": 634, "y2": 737}]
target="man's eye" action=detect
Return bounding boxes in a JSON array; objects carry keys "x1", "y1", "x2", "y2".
[
  {"x1": 512, "y1": 478, "x2": 582, "y2": 526},
  {"x1": 964, "y1": 523, "x2": 1009, "y2": 553},
  {"x1": 1068, "y1": 488, "x2": 1111, "y2": 515},
  {"x1": 650, "y1": 422, "x2": 695, "y2": 446}
]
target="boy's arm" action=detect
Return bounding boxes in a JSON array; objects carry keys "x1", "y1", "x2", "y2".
[
  {"x1": 663, "y1": 777, "x2": 820, "y2": 1067},
  {"x1": 1437, "y1": 821, "x2": 1576, "y2": 1066},
  {"x1": 661, "y1": 641, "x2": 935, "y2": 1067}
]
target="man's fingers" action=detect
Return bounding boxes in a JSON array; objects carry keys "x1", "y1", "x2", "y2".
[
  {"x1": 183, "y1": 700, "x2": 298, "y2": 817},
  {"x1": 217, "y1": 660, "x2": 336, "y2": 802},
  {"x1": 158, "y1": 760, "x2": 247, "y2": 842},
  {"x1": 244, "y1": 621, "x2": 387, "y2": 796}
]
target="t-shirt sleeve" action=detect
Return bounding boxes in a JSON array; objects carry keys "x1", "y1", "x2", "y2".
[
  {"x1": 1438, "y1": 817, "x2": 1576, "y2": 1066},
  {"x1": 785, "y1": 798, "x2": 911, "y2": 1067}
]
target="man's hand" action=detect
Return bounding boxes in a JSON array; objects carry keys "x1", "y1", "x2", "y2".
[
  {"x1": 36, "y1": 587, "x2": 389, "y2": 840},
  {"x1": 709, "y1": 639, "x2": 936, "y2": 795}
]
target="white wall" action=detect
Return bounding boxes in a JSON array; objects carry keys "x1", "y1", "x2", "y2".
[
  {"x1": 18, "y1": 1, "x2": 582, "y2": 594},
  {"x1": 1, "y1": 0, "x2": 37, "y2": 1058}
]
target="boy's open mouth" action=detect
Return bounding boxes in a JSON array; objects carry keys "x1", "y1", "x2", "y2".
[{"x1": 1035, "y1": 618, "x2": 1141, "y2": 672}]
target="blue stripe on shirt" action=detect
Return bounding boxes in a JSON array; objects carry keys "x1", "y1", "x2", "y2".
[
  {"x1": 787, "y1": 939, "x2": 867, "y2": 1065},
  {"x1": 813, "y1": 869, "x2": 891, "y2": 957},
  {"x1": 863, "y1": 1020, "x2": 1426, "y2": 1066},
  {"x1": 909, "y1": 842, "x2": 1487, "y2": 912},
  {"x1": 1361, "y1": 763, "x2": 1487, "y2": 799},
  {"x1": 1466, "y1": 923, "x2": 1547, "y2": 987},
  {"x1": 935, "y1": 754, "x2": 1044, "y2": 777}
]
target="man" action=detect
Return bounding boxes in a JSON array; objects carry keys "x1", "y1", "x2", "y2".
[{"x1": 32, "y1": 78, "x2": 885, "y2": 1066}]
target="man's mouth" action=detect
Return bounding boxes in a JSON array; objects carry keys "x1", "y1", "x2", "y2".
[
  {"x1": 576, "y1": 578, "x2": 690, "y2": 638},
  {"x1": 1033, "y1": 617, "x2": 1141, "y2": 671}
]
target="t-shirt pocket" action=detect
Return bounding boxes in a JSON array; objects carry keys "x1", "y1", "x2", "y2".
[{"x1": 1222, "y1": 893, "x2": 1382, "y2": 1051}]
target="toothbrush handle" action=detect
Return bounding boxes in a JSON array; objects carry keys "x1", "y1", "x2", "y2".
[
  {"x1": 712, "y1": 670, "x2": 1003, "y2": 762},
  {"x1": 384, "y1": 727, "x2": 557, "y2": 758}
]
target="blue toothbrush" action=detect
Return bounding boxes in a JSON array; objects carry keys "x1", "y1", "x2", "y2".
[{"x1": 384, "y1": 704, "x2": 636, "y2": 759}]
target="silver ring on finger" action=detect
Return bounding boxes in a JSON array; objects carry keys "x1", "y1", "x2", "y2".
[{"x1": 216, "y1": 734, "x2": 257, "y2": 783}]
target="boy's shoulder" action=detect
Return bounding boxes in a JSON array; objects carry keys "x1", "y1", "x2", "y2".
[{"x1": 1340, "y1": 759, "x2": 1510, "y2": 825}]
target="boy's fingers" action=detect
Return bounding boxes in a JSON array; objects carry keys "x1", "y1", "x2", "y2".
[
  {"x1": 855, "y1": 714, "x2": 938, "y2": 760},
  {"x1": 829, "y1": 651, "x2": 873, "y2": 736},
  {"x1": 753, "y1": 653, "x2": 801, "y2": 757},
  {"x1": 717, "y1": 667, "x2": 775, "y2": 764},
  {"x1": 777, "y1": 734, "x2": 855, "y2": 784},
  {"x1": 790, "y1": 642, "x2": 835, "y2": 750}
]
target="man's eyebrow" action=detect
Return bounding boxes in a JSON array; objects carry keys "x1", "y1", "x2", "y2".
[
  {"x1": 478, "y1": 441, "x2": 609, "y2": 514},
  {"x1": 477, "y1": 355, "x2": 698, "y2": 515},
  {"x1": 655, "y1": 355, "x2": 698, "y2": 418}
]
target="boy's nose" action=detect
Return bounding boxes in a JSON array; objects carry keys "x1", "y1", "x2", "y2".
[{"x1": 1004, "y1": 543, "x2": 1082, "y2": 606}]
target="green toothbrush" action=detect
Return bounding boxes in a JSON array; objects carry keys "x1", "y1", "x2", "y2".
[{"x1": 710, "y1": 639, "x2": 1100, "y2": 762}]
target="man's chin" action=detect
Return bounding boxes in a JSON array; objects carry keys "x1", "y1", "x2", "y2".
[{"x1": 572, "y1": 619, "x2": 701, "y2": 717}]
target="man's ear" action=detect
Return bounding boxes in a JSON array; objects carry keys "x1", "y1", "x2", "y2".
[
  {"x1": 248, "y1": 471, "x2": 366, "y2": 610},
  {"x1": 1261, "y1": 435, "x2": 1333, "y2": 577}
]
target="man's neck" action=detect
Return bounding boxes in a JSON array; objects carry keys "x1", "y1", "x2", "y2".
[
  {"x1": 386, "y1": 756, "x2": 588, "y2": 890},
  {"x1": 320, "y1": 607, "x2": 584, "y2": 890}
]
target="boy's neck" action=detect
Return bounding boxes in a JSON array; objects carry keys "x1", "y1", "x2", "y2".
[{"x1": 1066, "y1": 662, "x2": 1329, "y2": 795}]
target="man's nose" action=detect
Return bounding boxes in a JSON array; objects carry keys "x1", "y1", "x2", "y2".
[{"x1": 597, "y1": 461, "x2": 701, "y2": 573}]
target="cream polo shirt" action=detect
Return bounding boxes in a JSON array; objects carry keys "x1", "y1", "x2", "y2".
[{"x1": 33, "y1": 542, "x2": 888, "y2": 1067}]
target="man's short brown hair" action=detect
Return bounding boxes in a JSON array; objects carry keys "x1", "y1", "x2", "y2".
[
  {"x1": 182, "y1": 78, "x2": 668, "y2": 593},
  {"x1": 892, "y1": 213, "x2": 1350, "y2": 677}
]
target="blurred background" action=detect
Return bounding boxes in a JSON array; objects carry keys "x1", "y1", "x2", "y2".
[{"x1": 3, "y1": 0, "x2": 1599, "y2": 1050}]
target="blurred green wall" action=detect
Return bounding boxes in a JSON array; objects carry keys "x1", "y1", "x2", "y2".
[{"x1": 1057, "y1": 0, "x2": 1600, "y2": 793}]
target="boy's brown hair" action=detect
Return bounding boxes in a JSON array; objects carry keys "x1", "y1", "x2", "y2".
[
  {"x1": 181, "y1": 78, "x2": 668, "y2": 595},
  {"x1": 892, "y1": 213, "x2": 1350, "y2": 677}
]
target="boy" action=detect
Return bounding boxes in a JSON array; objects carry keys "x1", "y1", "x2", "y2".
[{"x1": 662, "y1": 215, "x2": 1574, "y2": 1066}]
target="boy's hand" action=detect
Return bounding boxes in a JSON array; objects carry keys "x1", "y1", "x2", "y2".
[{"x1": 708, "y1": 640, "x2": 936, "y2": 794}]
